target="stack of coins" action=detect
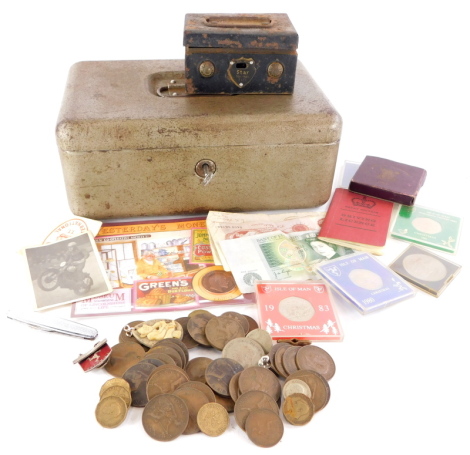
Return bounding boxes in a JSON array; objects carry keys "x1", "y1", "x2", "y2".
[{"x1": 95, "y1": 378, "x2": 132, "y2": 428}]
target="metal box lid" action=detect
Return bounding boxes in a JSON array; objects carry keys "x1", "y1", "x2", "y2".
[
  {"x1": 183, "y1": 13, "x2": 298, "y2": 50},
  {"x1": 56, "y1": 59, "x2": 341, "y2": 153}
]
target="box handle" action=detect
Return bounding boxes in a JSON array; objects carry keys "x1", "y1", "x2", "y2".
[
  {"x1": 204, "y1": 15, "x2": 272, "y2": 28},
  {"x1": 195, "y1": 159, "x2": 216, "y2": 186}
]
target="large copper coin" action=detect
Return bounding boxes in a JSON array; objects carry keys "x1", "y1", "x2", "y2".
[
  {"x1": 205, "y1": 358, "x2": 244, "y2": 397},
  {"x1": 197, "y1": 402, "x2": 230, "y2": 437},
  {"x1": 220, "y1": 311, "x2": 250, "y2": 334},
  {"x1": 147, "y1": 365, "x2": 190, "y2": 400},
  {"x1": 214, "y1": 392, "x2": 235, "y2": 413},
  {"x1": 246, "y1": 328, "x2": 273, "y2": 354},
  {"x1": 222, "y1": 337, "x2": 264, "y2": 369},
  {"x1": 146, "y1": 345, "x2": 183, "y2": 367},
  {"x1": 244, "y1": 315, "x2": 259, "y2": 332},
  {"x1": 187, "y1": 312, "x2": 215, "y2": 346},
  {"x1": 282, "y1": 393, "x2": 315, "y2": 426},
  {"x1": 282, "y1": 346, "x2": 302, "y2": 375},
  {"x1": 273, "y1": 343, "x2": 291, "y2": 378},
  {"x1": 245, "y1": 409, "x2": 284, "y2": 447},
  {"x1": 172, "y1": 386, "x2": 209, "y2": 434},
  {"x1": 205, "y1": 316, "x2": 245, "y2": 350},
  {"x1": 185, "y1": 356, "x2": 213, "y2": 383},
  {"x1": 177, "y1": 381, "x2": 216, "y2": 403},
  {"x1": 100, "y1": 385, "x2": 132, "y2": 408},
  {"x1": 156, "y1": 338, "x2": 189, "y2": 366},
  {"x1": 228, "y1": 371, "x2": 242, "y2": 402},
  {"x1": 121, "y1": 362, "x2": 157, "y2": 407},
  {"x1": 286, "y1": 369, "x2": 330, "y2": 412},
  {"x1": 99, "y1": 377, "x2": 131, "y2": 397},
  {"x1": 175, "y1": 316, "x2": 199, "y2": 349},
  {"x1": 144, "y1": 352, "x2": 176, "y2": 365},
  {"x1": 104, "y1": 342, "x2": 146, "y2": 377},
  {"x1": 119, "y1": 320, "x2": 144, "y2": 344},
  {"x1": 268, "y1": 342, "x2": 289, "y2": 376},
  {"x1": 238, "y1": 366, "x2": 281, "y2": 402},
  {"x1": 295, "y1": 345, "x2": 336, "y2": 381},
  {"x1": 95, "y1": 396, "x2": 128, "y2": 429},
  {"x1": 233, "y1": 390, "x2": 279, "y2": 431},
  {"x1": 192, "y1": 266, "x2": 241, "y2": 301},
  {"x1": 142, "y1": 394, "x2": 189, "y2": 441},
  {"x1": 140, "y1": 358, "x2": 165, "y2": 368}
]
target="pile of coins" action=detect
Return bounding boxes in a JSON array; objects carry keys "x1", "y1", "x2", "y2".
[
  {"x1": 95, "y1": 378, "x2": 132, "y2": 428},
  {"x1": 95, "y1": 310, "x2": 336, "y2": 447}
]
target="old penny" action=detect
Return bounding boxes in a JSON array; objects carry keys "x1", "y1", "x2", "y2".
[
  {"x1": 185, "y1": 356, "x2": 213, "y2": 383},
  {"x1": 205, "y1": 358, "x2": 244, "y2": 397},
  {"x1": 220, "y1": 311, "x2": 250, "y2": 334},
  {"x1": 187, "y1": 312, "x2": 215, "y2": 347},
  {"x1": 281, "y1": 345, "x2": 302, "y2": 375},
  {"x1": 295, "y1": 345, "x2": 336, "y2": 381},
  {"x1": 197, "y1": 402, "x2": 230, "y2": 437},
  {"x1": 142, "y1": 394, "x2": 189, "y2": 441},
  {"x1": 234, "y1": 390, "x2": 279, "y2": 431},
  {"x1": 146, "y1": 364, "x2": 189, "y2": 400},
  {"x1": 273, "y1": 343, "x2": 291, "y2": 378},
  {"x1": 238, "y1": 366, "x2": 281, "y2": 402},
  {"x1": 175, "y1": 316, "x2": 199, "y2": 349},
  {"x1": 121, "y1": 362, "x2": 157, "y2": 407},
  {"x1": 245, "y1": 408, "x2": 284, "y2": 447},
  {"x1": 95, "y1": 395, "x2": 128, "y2": 429},
  {"x1": 286, "y1": 369, "x2": 330, "y2": 412},
  {"x1": 205, "y1": 316, "x2": 245, "y2": 350},
  {"x1": 177, "y1": 381, "x2": 216, "y2": 403},
  {"x1": 172, "y1": 386, "x2": 209, "y2": 434},
  {"x1": 104, "y1": 342, "x2": 146, "y2": 377},
  {"x1": 282, "y1": 393, "x2": 315, "y2": 426}
]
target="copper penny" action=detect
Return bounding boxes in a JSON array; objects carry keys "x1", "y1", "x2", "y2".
[
  {"x1": 228, "y1": 371, "x2": 242, "y2": 402},
  {"x1": 282, "y1": 393, "x2": 315, "y2": 426},
  {"x1": 143, "y1": 352, "x2": 176, "y2": 365},
  {"x1": 146, "y1": 344, "x2": 183, "y2": 367},
  {"x1": 146, "y1": 364, "x2": 190, "y2": 400},
  {"x1": 156, "y1": 338, "x2": 189, "y2": 366},
  {"x1": 214, "y1": 392, "x2": 235, "y2": 413},
  {"x1": 245, "y1": 408, "x2": 284, "y2": 447},
  {"x1": 140, "y1": 358, "x2": 164, "y2": 368},
  {"x1": 187, "y1": 312, "x2": 215, "y2": 346},
  {"x1": 244, "y1": 314, "x2": 259, "y2": 333},
  {"x1": 185, "y1": 356, "x2": 213, "y2": 383},
  {"x1": 177, "y1": 381, "x2": 216, "y2": 403},
  {"x1": 238, "y1": 366, "x2": 281, "y2": 402},
  {"x1": 295, "y1": 345, "x2": 336, "y2": 380},
  {"x1": 172, "y1": 386, "x2": 209, "y2": 434},
  {"x1": 104, "y1": 342, "x2": 146, "y2": 377},
  {"x1": 201, "y1": 270, "x2": 237, "y2": 294},
  {"x1": 175, "y1": 316, "x2": 199, "y2": 349},
  {"x1": 197, "y1": 402, "x2": 230, "y2": 437},
  {"x1": 273, "y1": 343, "x2": 291, "y2": 378},
  {"x1": 121, "y1": 362, "x2": 157, "y2": 407},
  {"x1": 234, "y1": 390, "x2": 279, "y2": 431},
  {"x1": 286, "y1": 369, "x2": 330, "y2": 412},
  {"x1": 282, "y1": 346, "x2": 302, "y2": 375},
  {"x1": 220, "y1": 311, "x2": 250, "y2": 334},
  {"x1": 205, "y1": 316, "x2": 245, "y2": 350},
  {"x1": 205, "y1": 358, "x2": 244, "y2": 397},
  {"x1": 222, "y1": 337, "x2": 265, "y2": 369},
  {"x1": 268, "y1": 342, "x2": 289, "y2": 376},
  {"x1": 142, "y1": 394, "x2": 189, "y2": 441}
]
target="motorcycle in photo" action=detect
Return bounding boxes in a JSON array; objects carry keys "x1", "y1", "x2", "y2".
[{"x1": 38, "y1": 261, "x2": 93, "y2": 295}]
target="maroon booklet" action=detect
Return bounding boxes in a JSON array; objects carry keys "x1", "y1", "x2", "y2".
[
  {"x1": 348, "y1": 156, "x2": 426, "y2": 206},
  {"x1": 318, "y1": 188, "x2": 394, "y2": 255}
]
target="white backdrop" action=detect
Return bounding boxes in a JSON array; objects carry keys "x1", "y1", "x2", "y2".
[{"x1": 3, "y1": 2, "x2": 469, "y2": 454}]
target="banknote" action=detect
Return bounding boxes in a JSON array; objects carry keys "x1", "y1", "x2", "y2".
[
  {"x1": 207, "y1": 211, "x2": 326, "y2": 271},
  {"x1": 218, "y1": 230, "x2": 315, "y2": 294}
]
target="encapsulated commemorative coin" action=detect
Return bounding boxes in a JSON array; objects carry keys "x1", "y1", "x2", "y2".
[{"x1": 192, "y1": 266, "x2": 242, "y2": 301}]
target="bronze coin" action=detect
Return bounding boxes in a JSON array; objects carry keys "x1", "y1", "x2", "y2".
[
  {"x1": 197, "y1": 402, "x2": 230, "y2": 437},
  {"x1": 99, "y1": 377, "x2": 131, "y2": 397},
  {"x1": 268, "y1": 342, "x2": 289, "y2": 376},
  {"x1": 187, "y1": 309, "x2": 214, "y2": 318},
  {"x1": 282, "y1": 393, "x2": 315, "y2": 426},
  {"x1": 245, "y1": 408, "x2": 284, "y2": 447},
  {"x1": 185, "y1": 356, "x2": 213, "y2": 383},
  {"x1": 175, "y1": 317, "x2": 199, "y2": 349},
  {"x1": 100, "y1": 385, "x2": 132, "y2": 408},
  {"x1": 142, "y1": 394, "x2": 189, "y2": 441},
  {"x1": 201, "y1": 270, "x2": 237, "y2": 294},
  {"x1": 121, "y1": 362, "x2": 158, "y2": 407},
  {"x1": 144, "y1": 352, "x2": 176, "y2": 365},
  {"x1": 205, "y1": 358, "x2": 244, "y2": 397},
  {"x1": 118, "y1": 320, "x2": 144, "y2": 344},
  {"x1": 140, "y1": 358, "x2": 164, "y2": 368},
  {"x1": 104, "y1": 342, "x2": 146, "y2": 377},
  {"x1": 222, "y1": 337, "x2": 265, "y2": 369},
  {"x1": 177, "y1": 381, "x2": 216, "y2": 403},
  {"x1": 234, "y1": 390, "x2": 279, "y2": 431},
  {"x1": 238, "y1": 366, "x2": 281, "y2": 402},
  {"x1": 187, "y1": 312, "x2": 215, "y2": 346},
  {"x1": 156, "y1": 338, "x2": 189, "y2": 366},
  {"x1": 213, "y1": 392, "x2": 235, "y2": 413},
  {"x1": 146, "y1": 345, "x2": 183, "y2": 368},
  {"x1": 282, "y1": 346, "x2": 302, "y2": 375},
  {"x1": 95, "y1": 396, "x2": 128, "y2": 429},
  {"x1": 220, "y1": 311, "x2": 250, "y2": 334},
  {"x1": 244, "y1": 314, "x2": 259, "y2": 332},
  {"x1": 172, "y1": 386, "x2": 209, "y2": 434},
  {"x1": 228, "y1": 371, "x2": 242, "y2": 402},
  {"x1": 286, "y1": 369, "x2": 331, "y2": 412},
  {"x1": 273, "y1": 343, "x2": 291, "y2": 378},
  {"x1": 295, "y1": 345, "x2": 336, "y2": 381},
  {"x1": 205, "y1": 316, "x2": 245, "y2": 350},
  {"x1": 146, "y1": 365, "x2": 190, "y2": 400}
]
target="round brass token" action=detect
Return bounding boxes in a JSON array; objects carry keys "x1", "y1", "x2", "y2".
[
  {"x1": 104, "y1": 342, "x2": 146, "y2": 377},
  {"x1": 172, "y1": 386, "x2": 209, "y2": 434},
  {"x1": 187, "y1": 312, "x2": 215, "y2": 347},
  {"x1": 95, "y1": 396, "x2": 128, "y2": 429},
  {"x1": 282, "y1": 345, "x2": 302, "y2": 375},
  {"x1": 100, "y1": 385, "x2": 132, "y2": 408},
  {"x1": 147, "y1": 365, "x2": 190, "y2": 400},
  {"x1": 295, "y1": 345, "x2": 336, "y2": 381},
  {"x1": 192, "y1": 266, "x2": 241, "y2": 301},
  {"x1": 220, "y1": 311, "x2": 250, "y2": 334},
  {"x1": 234, "y1": 390, "x2": 279, "y2": 431},
  {"x1": 142, "y1": 394, "x2": 189, "y2": 441},
  {"x1": 99, "y1": 377, "x2": 131, "y2": 397},
  {"x1": 175, "y1": 316, "x2": 199, "y2": 349},
  {"x1": 185, "y1": 356, "x2": 213, "y2": 383},
  {"x1": 238, "y1": 366, "x2": 281, "y2": 402},
  {"x1": 121, "y1": 362, "x2": 158, "y2": 407},
  {"x1": 286, "y1": 369, "x2": 331, "y2": 412},
  {"x1": 246, "y1": 328, "x2": 273, "y2": 354},
  {"x1": 197, "y1": 402, "x2": 230, "y2": 437},
  {"x1": 222, "y1": 337, "x2": 265, "y2": 369},
  {"x1": 205, "y1": 316, "x2": 245, "y2": 350},
  {"x1": 177, "y1": 381, "x2": 216, "y2": 403},
  {"x1": 282, "y1": 393, "x2": 315, "y2": 426},
  {"x1": 245, "y1": 408, "x2": 284, "y2": 447},
  {"x1": 205, "y1": 358, "x2": 244, "y2": 397}
]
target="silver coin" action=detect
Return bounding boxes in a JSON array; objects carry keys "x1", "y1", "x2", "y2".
[
  {"x1": 282, "y1": 378, "x2": 312, "y2": 399},
  {"x1": 222, "y1": 337, "x2": 265, "y2": 369},
  {"x1": 246, "y1": 329, "x2": 273, "y2": 355}
]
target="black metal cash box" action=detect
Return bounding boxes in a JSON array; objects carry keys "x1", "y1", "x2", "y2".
[{"x1": 184, "y1": 13, "x2": 298, "y2": 95}]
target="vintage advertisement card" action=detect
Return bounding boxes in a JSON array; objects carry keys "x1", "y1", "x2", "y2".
[{"x1": 71, "y1": 217, "x2": 254, "y2": 317}]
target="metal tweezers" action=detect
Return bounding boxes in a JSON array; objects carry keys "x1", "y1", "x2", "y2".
[{"x1": 7, "y1": 311, "x2": 98, "y2": 340}]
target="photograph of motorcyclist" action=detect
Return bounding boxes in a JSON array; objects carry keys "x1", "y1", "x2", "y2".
[
  {"x1": 136, "y1": 250, "x2": 171, "y2": 279},
  {"x1": 63, "y1": 241, "x2": 88, "y2": 280}
]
